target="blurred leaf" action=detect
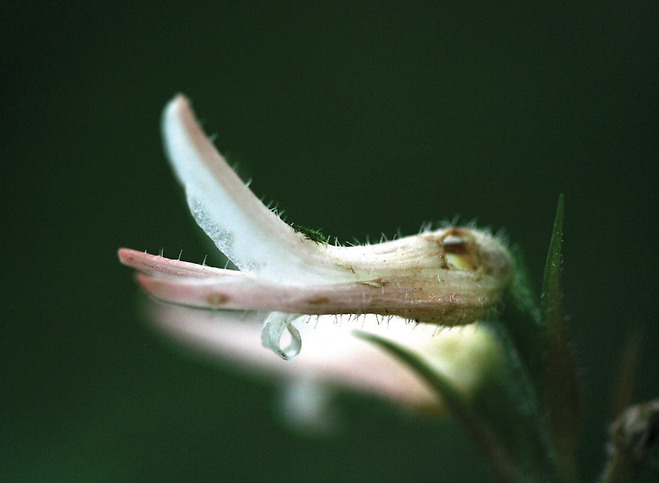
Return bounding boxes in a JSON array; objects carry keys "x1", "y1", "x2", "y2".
[
  {"x1": 611, "y1": 328, "x2": 644, "y2": 420},
  {"x1": 354, "y1": 330, "x2": 555, "y2": 482},
  {"x1": 601, "y1": 399, "x2": 659, "y2": 483}
]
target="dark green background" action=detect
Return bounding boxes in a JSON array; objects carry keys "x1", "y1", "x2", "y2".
[{"x1": 3, "y1": 3, "x2": 657, "y2": 481}]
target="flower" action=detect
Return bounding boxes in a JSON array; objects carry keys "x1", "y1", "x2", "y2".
[{"x1": 118, "y1": 95, "x2": 514, "y2": 411}]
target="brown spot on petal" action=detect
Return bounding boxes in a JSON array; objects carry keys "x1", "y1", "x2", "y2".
[
  {"x1": 306, "y1": 296, "x2": 331, "y2": 306},
  {"x1": 207, "y1": 293, "x2": 230, "y2": 306}
]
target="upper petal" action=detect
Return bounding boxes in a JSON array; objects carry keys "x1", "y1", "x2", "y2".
[{"x1": 162, "y1": 95, "x2": 357, "y2": 284}]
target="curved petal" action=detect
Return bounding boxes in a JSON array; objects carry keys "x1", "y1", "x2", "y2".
[
  {"x1": 162, "y1": 95, "x2": 357, "y2": 284},
  {"x1": 261, "y1": 312, "x2": 303, "y2": 360}
]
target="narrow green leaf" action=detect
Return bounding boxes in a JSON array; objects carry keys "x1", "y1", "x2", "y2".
[
  {"x1": 539, "y1": 194, "x2": 581, "y2": 482},
  {"x1": 541, "y1": 193, "x2": 565, "y2": 336},
  {"x1": 354, "y1": 330, "x2": 553, "y2": 482}
]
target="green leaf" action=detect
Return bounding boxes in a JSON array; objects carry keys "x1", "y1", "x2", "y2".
[
  {"x1": 539, "y1": 194, "x2": 581, "y2": 482},
  {"x1": 541, "y1": 193, "x2": 565, "y2": 336},
  {"x1": 354, "y1": 330, "x2": 555, "y2": 482}
]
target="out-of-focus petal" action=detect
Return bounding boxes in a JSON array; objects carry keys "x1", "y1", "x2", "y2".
[{"x1": 146, "y1": 300, "x2": 504, "y2": 412}]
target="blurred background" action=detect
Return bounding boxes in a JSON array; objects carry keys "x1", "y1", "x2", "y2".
[{"x1": 3, "y1": 2, "x2": 657, "y2": 481}]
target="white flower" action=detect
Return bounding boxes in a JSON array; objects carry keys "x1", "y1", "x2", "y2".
[{"x1": 119, "y1": 95, "x2": 513, "y2": 412}]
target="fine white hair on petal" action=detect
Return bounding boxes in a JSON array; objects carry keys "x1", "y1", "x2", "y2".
[{"x1": 161, "y1": 95, "x2": 357, "y2": 285}]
